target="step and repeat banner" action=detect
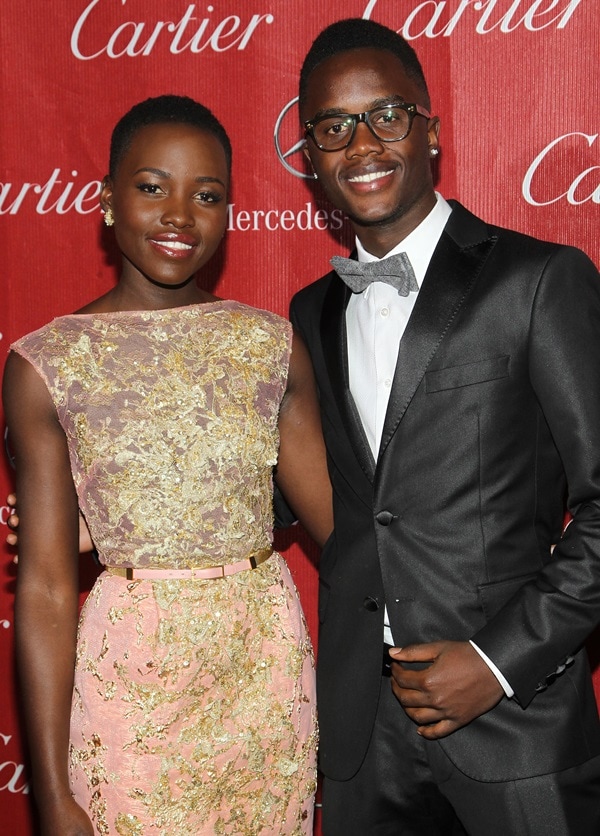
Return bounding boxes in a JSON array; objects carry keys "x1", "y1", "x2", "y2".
[{"x1": 1, "y1": 1, "x2": 598, "y2": 831}]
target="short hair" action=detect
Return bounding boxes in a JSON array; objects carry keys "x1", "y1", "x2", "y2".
[
  {"x1": 108, "y1": 95, "x2": 232, "y2": 177},
  {"x1": 299, "y1": 18, "x2": 430, "y2": 110}
]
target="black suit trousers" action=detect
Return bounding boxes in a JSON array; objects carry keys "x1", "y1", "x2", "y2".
[{"x1": 321, "y1": 676, "x2": 600, "y2": 836}]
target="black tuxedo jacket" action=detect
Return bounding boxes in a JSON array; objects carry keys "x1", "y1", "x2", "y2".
[{"x1": 290, "y1": 201, "x2": 600, "y2": 783}]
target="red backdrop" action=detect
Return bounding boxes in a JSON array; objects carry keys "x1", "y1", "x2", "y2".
[{"x1": 1, "y1": 1, "x2": 598, "y2": 832}]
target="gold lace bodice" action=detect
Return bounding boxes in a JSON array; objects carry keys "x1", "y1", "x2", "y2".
[{"x1": 12, "y1": 301, "x2": 292, "y2": 568}]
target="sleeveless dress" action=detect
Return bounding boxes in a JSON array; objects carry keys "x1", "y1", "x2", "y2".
[{"x1": 12, "y1": 301, "x2": 317, "y2": 835}]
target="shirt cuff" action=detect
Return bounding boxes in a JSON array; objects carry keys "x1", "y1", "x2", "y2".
[{"x1": 469, "y1": 640, "x2": 514, "y2": 698}]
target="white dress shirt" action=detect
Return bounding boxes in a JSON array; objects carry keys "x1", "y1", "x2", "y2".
[{"x1": 345, "y1": 193, "x2": 513, "y2": 697}]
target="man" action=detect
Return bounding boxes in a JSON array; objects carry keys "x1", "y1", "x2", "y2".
[{"x1": 291, "y1": 17, "x2": 600, "y2": 835}]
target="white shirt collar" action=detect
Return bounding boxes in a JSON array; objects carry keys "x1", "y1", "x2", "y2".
[{"x1": 354, "y1": 193, "x2": 452, "y2": 288}]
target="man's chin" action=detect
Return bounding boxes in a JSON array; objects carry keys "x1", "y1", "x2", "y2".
[{"x1": 348, "y1": 207, "x2": 406, "y2": 230}]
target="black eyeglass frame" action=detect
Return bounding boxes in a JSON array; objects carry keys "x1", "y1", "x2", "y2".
[{"x1": 304, "y1": 102, "x2": 431, "y2": 152}]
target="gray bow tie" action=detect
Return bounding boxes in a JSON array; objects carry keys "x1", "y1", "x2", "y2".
[{"x1": 331, "y1": 252, "x2": 419, "y2": 296}]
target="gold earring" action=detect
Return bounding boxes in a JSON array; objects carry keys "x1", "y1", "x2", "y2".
[{"x1": 103, "y1": 208, "x2": 114, "y2": 227}]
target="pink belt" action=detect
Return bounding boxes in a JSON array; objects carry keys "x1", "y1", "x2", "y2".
[{"x1": 104, "y1": 548, "x2": 273, "y2": 580}]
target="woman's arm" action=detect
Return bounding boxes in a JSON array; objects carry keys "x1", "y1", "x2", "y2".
[
  {"x1": 275, "y1": 329, "x2": 333, "y2": 548},
  {"x1": 3, "y1": 353, "x2": 93, "y2": 835},
  {"x1": 5, "y1": 495, "x2": 94, "y2": 560}
]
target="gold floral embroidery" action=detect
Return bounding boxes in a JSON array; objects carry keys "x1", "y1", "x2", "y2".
[{"x1": 15, "y1": 302, "x2": 316, "y2": 833}]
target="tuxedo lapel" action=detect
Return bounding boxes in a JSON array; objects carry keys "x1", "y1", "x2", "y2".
[
  {"x1": 320, "y1": 273, "x2": 376, "y2": 480},
  {"x1": 378, "y1": 204, "x2": 497, "y2": 460}
]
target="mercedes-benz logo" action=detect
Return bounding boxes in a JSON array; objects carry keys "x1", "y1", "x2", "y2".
[{"x1": 274, "y1": 96, "x2": 312, "y2": 179}]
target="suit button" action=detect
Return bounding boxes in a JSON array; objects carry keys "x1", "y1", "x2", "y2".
[
  {"x1": 376, "y1": 510, "x2": 396, "y2": 526},
  {"x1": 363, "y1": 596, "x2": 380, "y2": 612}
]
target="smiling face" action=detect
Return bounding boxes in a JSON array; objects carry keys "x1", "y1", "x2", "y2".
[
  {"x1": 301, "y1": 47, "x2": 440, "y2": 256},
  {"x1": 101, "y1": 122, "x2": 229, "y2": 293}
]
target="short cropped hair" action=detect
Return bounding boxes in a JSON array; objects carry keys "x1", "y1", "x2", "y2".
[
  {"x1": 108, "y1": 95, "x2": 232, "y2": 177},
  {"x1": 299, "y1": 18, "x2": 430, "y2": 110}
]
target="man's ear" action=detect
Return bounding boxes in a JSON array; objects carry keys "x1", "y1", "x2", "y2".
[
  {"x1": 427, "y1": 116, "x2": 441, "y2": 155},
  {"x1": 303, "y1": 144, "x2": 318, "y2": 179}
]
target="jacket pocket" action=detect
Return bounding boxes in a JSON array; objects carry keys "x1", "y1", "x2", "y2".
[
  {"x1": 477, "y1": 571, "x2": 538, "y2": 621},
  {"x1": 425, "y1": 355, "x2": 510, "y2": 393}
]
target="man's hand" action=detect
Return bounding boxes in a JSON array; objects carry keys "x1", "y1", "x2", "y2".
[
  {"x1": 6, "y1": 494, "x2": 18, "y2": 555},
  {"x1": 389, "y1": 640, "x2": 504, "y2": 739}
]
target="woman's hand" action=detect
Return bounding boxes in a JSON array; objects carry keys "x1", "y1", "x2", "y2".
[{"x1": 42, "y1": 795, "x2": 95, "y2": 836}]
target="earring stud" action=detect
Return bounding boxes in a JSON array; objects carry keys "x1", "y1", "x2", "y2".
[{"x1": 429, "y1": 147, "x2": 439, "y2": 157}]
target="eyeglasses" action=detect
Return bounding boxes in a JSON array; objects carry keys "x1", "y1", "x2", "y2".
[{"x1": 304, "y1": 102, "x2": 431, "y2": 152}]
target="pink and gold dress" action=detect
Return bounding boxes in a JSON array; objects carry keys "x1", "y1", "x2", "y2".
[{"x1": 12, "y1": 301, "x2": 317, "y2": 835}]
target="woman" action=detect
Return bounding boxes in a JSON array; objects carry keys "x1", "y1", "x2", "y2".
[{"x1": 3, "y1": 95, "x2": 332, "y2": 835}]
